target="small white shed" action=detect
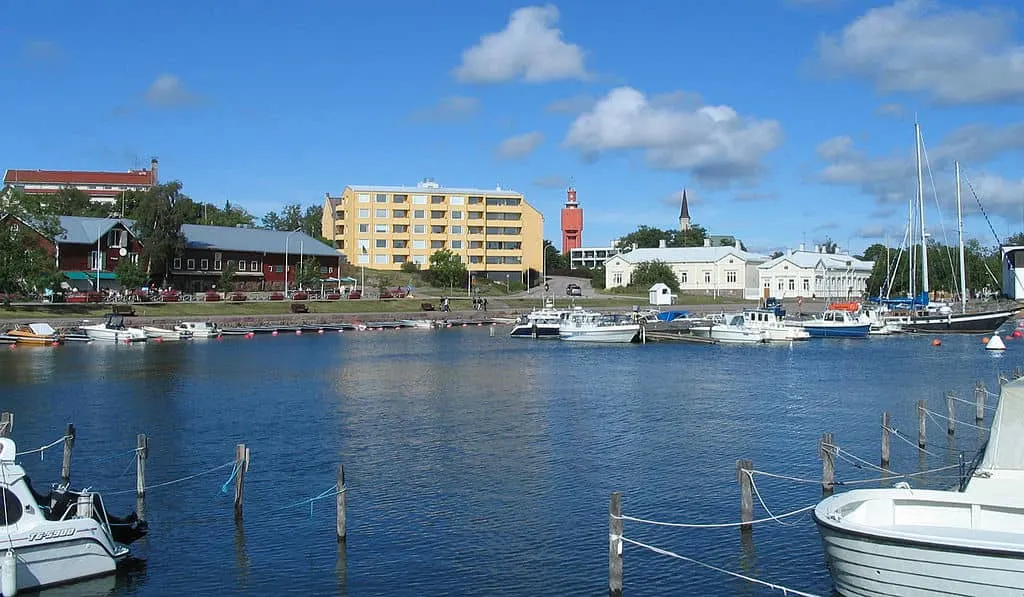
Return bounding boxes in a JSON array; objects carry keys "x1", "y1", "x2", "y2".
[{"x1": 649, "y1": 283, "x2": 675, "y2": 306}]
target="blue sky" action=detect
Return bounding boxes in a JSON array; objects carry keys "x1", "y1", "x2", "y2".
[{"x1": 1, "y1": 0, "x2": 1023, "y2": 255}]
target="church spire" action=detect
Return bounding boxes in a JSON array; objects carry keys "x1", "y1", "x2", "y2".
[{"x1": 678, "y1": 189, "x2": 691, "y2": 231}]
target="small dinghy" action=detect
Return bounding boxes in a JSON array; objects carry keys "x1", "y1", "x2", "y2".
[
  {"x1": 142, "y1": 326, "x2": 186, "y2": 341},
  {"x1": 0, "y1": 437, "x2": 147, "y2": 592}
]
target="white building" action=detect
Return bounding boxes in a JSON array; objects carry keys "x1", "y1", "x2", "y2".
[
  {"x1": 648, "y1": 283, "x2": 674, "y2": 306},
  {"x1": 757, "y1": 245, "x2": 873, "y2": 300},
  {"x1": 1002, "y1": 245, "x2": 1024, "y2": 300},
  {"x1": 570, "y1": 245, "x2": 620, "y2": 269},
  {"x1": 604, "y1": 240, "x2": 769, "y2": 299}
]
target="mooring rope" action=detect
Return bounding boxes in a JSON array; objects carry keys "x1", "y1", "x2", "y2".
[
  {"x1": 947, "y1": 393, "x2": 997, "y2": 411},
  {"x1": 77, "y1": 447, "x2": 144, "y2": 465},
  {"x1": 748, "y1": 470, "x2": 822, "y2": 485},
  {"x1": 746, "y1": 471, "x2": 804, "y2": 527},
  {"x1": 617, "y1": 504, "x2": 815, "y2": 529},
  {"x1": 922, "y1": 408, "x2": 989, "y2": 432},
  {"x1": 103, "y1": 460, "x2": 237, "y2": 496},
  {"x1": 268, "y1": 484, "x2": 346, "y2": 516},
  {"x1": 15, "y1": 434, "x2": 71, "y2": 458},
  {"x1": 882, "y1": 425, "x2": 941, "y2": 458},
  {"x1": 619, "y1": 536, "x2": 823, "y2": 597}
]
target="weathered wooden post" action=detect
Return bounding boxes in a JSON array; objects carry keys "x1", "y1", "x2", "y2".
[
  {"x1": 736, "y1": 459, "x2": 754, "y2": 528},
  {"x1": 947, "y1": 392, "x2": 956, "y2": 435},
  {"x1": 233, "y1": 443, "x2": 250, "y2": 521},
  {"x1": 609, "y1": 492, "x2": 623, "y2": 597},
  {"x1": 136, "y1": 434, "x2": 149, "y2": 520},
  {"x1": 881, "y1": 412, "x2": 891, "y2": 468},
  {"x1": 60, "y1": 424, "x2": 75, "y2": 486},
  {"x1": 917, "y1": 400, "x2": 927, "y2": 449},
  {"x1": 336, "y1": 464, "x2": 347, "y2": 541},
  {"x1": 0, "y1": 412, "x2": 12, "y2": 438},
  {"x1": 975, "y1": 381, "x2": 986, "y2": 423},
  {"x1": 819, "y1": 433, "x2": 835, "y2": 495}
]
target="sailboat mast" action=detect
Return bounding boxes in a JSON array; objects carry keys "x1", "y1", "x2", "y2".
[
  {"x1": 916, "y1": 121, "x2": 929, "y2": 299},
  {"x1": 956, "y1": 161, "x2": 967, "y2": 314}
]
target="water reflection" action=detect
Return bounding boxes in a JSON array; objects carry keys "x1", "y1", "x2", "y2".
[{"x1": 234, "y1": 522, "x2": 250, "y2": 590}]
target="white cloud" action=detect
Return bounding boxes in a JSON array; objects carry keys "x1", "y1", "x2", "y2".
[
  {"x1": 145, "y1": 74, "x2": 201, "y2": 108},
  {"x1": 546, "y1": 94, "x2": 595, "y2": 115},
  {"x1": 496, "y1": 132, "x2": 544, "y2": 159},
  {"x1": 817, "y1": 0, "x2": 1024, "y2": 105},
  {"x1": 876, "y1": 103, "x2": 904, "y2": 117},
  {"x1": 532, "y1": 174, "x2": 568, "y2": 188},
  {"x1": 454, "y1": 5, "x2": 587, "y2": 83},
  {"x1": 410, "y1": 96, "x2": 479, "y2": 122},
  {"x1": 856, "y1": 224, "x2": 891, "y2": 239},
  {"x1": 563, "y1": 87, "x2": 783, "y2": 185},
  {"x1": 735, "y1": 191, "x2": 778, "y2": 202}
]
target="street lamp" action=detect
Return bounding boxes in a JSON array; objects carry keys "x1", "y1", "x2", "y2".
[{"x1": 284, "y1": 227, "x2": 301, "y2": 293}]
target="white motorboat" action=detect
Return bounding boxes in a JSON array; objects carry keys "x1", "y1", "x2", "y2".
[
  {"x1": 0, "y1": 436, "x2": 147, "y2": 592},
  {"x1": 174, "y1": 321, "x2": 220, "y2": 338},
  {"x1": 814, "y1": 377, "x2": 1024, "y2": 596},
  {"x1": 400, "y1": 319, "x2": 433, "y2": 329},
  {"x1": 798, "y1": 308, "x2": 871, "y2": 338},
  {"x1": 141, "y1": 326, "x2": 187, "y2": 341},
  {"x1": 80, "y1": 314, "x2": 147, "y2": 343},
  {"x1": 742, "y1": 308, "x2": 810, "y2": 341},
  {"x1": 558, "y1": 309, "x2": 639, "y2": 343},
  {"x1": 690, "y1": 314, "x2": 767, "y2": 344},
  {"x1": 510, "y1": 299, "x2": 572, "y2": 338}
]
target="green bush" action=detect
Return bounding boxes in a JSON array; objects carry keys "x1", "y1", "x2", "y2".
[{"x1": 400, "y1": 261, "x2": 420, "y2": 274}]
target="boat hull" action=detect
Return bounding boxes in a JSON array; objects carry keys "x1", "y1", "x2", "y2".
[
  {"x1": 690, "y1": 326, "x2": 766, "y2": 344},
  {"x1": 82, "y1": 328, "x2": 147, "y2": 343},
  {"x1": 559, "y1": 326, "x2": 638, "y2": 343},
  {"x1": 903, "y1": 310, "x2": 1016, "y2": 334},
  {"x1": 510, "y1": 324, "x2": 561, "y2": 338},
  {"x1": 142, "y1": 326, "x2": 183, "y2": 340},
  {"x1": 9, "y1": 537, "x2": 122, "y2": 591},
  {"x1": 803, "y1": 324, "x2": 870, "y2": 338},
  {"x1": 816, "y1": 514, "x2": 1024, "y2": 596}
]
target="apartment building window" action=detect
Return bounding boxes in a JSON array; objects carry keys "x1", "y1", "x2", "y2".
[
  {"x1": 727, "y1": 271, "x2": 737, "y2": 283},
  {"x1": 430, "y1": 240, "x2": 445, "y2": 249},
  {"x1": 613, "y1": 273, "x2": 623, "y2": 286},
  {"x1": 470, "y1": 256, "x2": 483, "y2": 264},
  {"x1": 412, "y1": 240, "x2": 426, "y2": 249},
  {"x1": 449, "y1": 196, "x2": 465, "y2": 205},
  {"x1": 486, "y1": 256, "x2": 501, "y2": 264},
  {"x1": 412, "y1": 195, "x2": 428, "y2": 204},
  {"x1": 375, "y1": 209, "x2": 387, "y2": 218},
  {"x1": 358, "y1": 193, "x2": 370, "y2": 203},
  {"x1": 468, "y1": 212, "x2": 483, "y2": 220},
  {"x1": 392, "y1": 210, "x2": 407, "y2": 218},
  {"x1": 392, "y1": 225, "x2": 408, "y2": 233},
  {"x1": 486, "y1": 197, "x2": 521, "y2": 206},
  {"x1": 413, "y1": 210, "x2": 425, "y2": 219},
  {"x1": 430, "y1": 210, "x2": 445, "y2": 219},
  {"x1": 451, "y1": 211, "x2": 462, "y2": 220},
  {"x1": 704, "y1": 272, "x2": 711, "y2": 283},
  {"x1": 358, "y1": 224, "x2": 369, "y2": 233},
  {"x1": 451, "y1": 240, "x2": 462, "y2": 249},
  {"x1": 430, "y1": 195, "x2": 444, "y2": 204},
  {"x1": 468, "y1": 196, "x2": 483, "y2": 204},
  {"x1": 431, "y1": 225, "x2": 446, "y2": 234},
  {"x1": 393, "y1": 255, "x2": 407, "y2": 264},
  {"x1": 451, "y1": 225, "x2": 462, "y2": 234},
  {"x1": 358, "y1": 255, "x2": 369, "y2": 264},
  {"x1": 173, "y1": 257, "x2": 182, "y2": 270},
  {"x1": 393, "y1": 194, "x2": 407, "y2": 203},
  {"x1": 469, "y1": 226, "x2": 483, "y2": 234},
  {"x1": 374, "y1": 255, "x2": 387, "y2": 264},
  {"x1": 393, "y1": 240, "x2": 407, "y2": 249},
  {"x1": 250, "y1": 261, "x2": 258, "y2": 271},
  {"x1": 503, "y1": 256, "x2": 521, "y2": 264},
  {"x1": 375, "y1": 239, "x2": 387, "y2": 248},
  {"x1": 187, "y1": 259, "x2": 196, "y2": 270},
  {"x1": 470, "y1": 241, "x2": 483, "y2": 249},
  {"x1": 358, "y1": 208, "x2": 369, "y2": 218},
  {"x1": 200, "y1": 259, "x2": 209, "y2": 270},
  {"x1": 238, "y1": 261, "x2": 247, "y2": 271},
  {"x1": 375, "y1": 193, "x2": 387, "y2": 203},
  {"x1": 375, "y1": 224, "x2": 387, "y2": 233},
  {"x1": 413, "y1": 224, "x2": 425, "y2": 234},
  {"x1": 412, "y1": 255, "x2": 426, "y2": 265}
]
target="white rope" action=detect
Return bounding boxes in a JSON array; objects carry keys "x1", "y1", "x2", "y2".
[
  {"x1": 748, "y1": 470, "x2": 821, "y2": 485},
  {"x1": 104, "y1": 460, "x2": 237, "y2": 495},
  {"x1": 883, "y1": 425, "x2": 942, "y2": 458},
  {"x1": 618, "y1": 505, "x2": 815, "y2": 529},
  {"x1": 746, "y1": 471, "x2": 804, "y2": 527},
  {"x1": 834, "y1": 463, "x2": 963, "y2": 486},
  {"x1": 948, "y1": 393, "x2": 997, "y2": 411},
  {"x1": 15, "y1": 434, "x2": 71, "y2": 458},
  {"x1": 923, "y1": 408, "x2": 989, "y2": 432},
  {"x1": 619, "y1": 536, "x2": 823, "y2": 597},
  {"x1": 826, "y1": 444, "x2": 892, "y2": 475}
]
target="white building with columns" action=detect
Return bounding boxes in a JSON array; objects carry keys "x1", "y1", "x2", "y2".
[{"x1": 757, "y1": 244, "x2": 873, "y2": 300}]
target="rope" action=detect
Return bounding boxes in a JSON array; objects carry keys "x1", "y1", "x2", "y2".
[
  {"x1": 883, "y1": 425, "x2": 941, "y2": 458},
  {"x1": 103, "y1": 460, "x2": 237, "y2": 496},
  {"x1": 619, "y1": 536, "x2": 823, "y2": 597},
  {"x1": 748, "y1": 470, "x2": 822, "y2": 485},
  {"x1": 617, "y1": 505, "x2": 815, "y2": 529},
  {"x1": 825, "y1": 444, "x2": 891, "y2": 475},
  {"x1": 15, "y1": 434, "x2": 71, "y2": 459},
  {"x1": 948, "y1": 393, "x2": 997, "y2": 411},
  {"x1": 746, "y1": 471, "x2": 803, "y2": 527},
  {"x1": 220, "y1": 460, "x2": 242, "y2": 495},
  {"x1": 268, "y1": 484, "x2": 346, "y2": 516},
  {"x1": 834, "y1": 463, "x2": 963, "y2": 486},
  {"x1": 922, "y1": 408, "x2": 989, "y2": 431},
  {"x1": 77, "y1": 447, "x2": 143, "y2": 464}
]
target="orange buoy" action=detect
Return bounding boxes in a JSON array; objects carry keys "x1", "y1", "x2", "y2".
[
  {"x1": 932, "y1": 338, "x2": 942, "y2": 346},
  {"x1": 982, "y1": 336, "x2": 990, "y2": 344},
  {"x1": 1014, "y1": 330, "x2": 1022, "y2": 339},
  {"x1": 155, "y1": 337, "x2": 164, "y2": 343},
  {"x1": 51, "y1": 341, "x2": 60, "y2": 347},
  {"x1": 271, "y1": 330, "x2": 279, "y2": 336},
  {"x1": 7, "y1": 344, "x2": 14, "y2": 350}
]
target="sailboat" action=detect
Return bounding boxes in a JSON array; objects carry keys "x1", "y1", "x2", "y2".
[{"x1": 900, "y1": 124, "x2": 1018, "y2": 334}]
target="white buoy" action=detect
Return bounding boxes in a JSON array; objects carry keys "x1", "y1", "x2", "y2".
[
  {"x1": 2, "y1": 550, "x2": 17, "y2": 596},
  {"x1": 987, "y1": 335, "x2": 1007, "y2": 351}
]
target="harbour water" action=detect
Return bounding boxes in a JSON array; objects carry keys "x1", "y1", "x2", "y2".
[{"x1": 0, "y1": 328, "x2": 1011, "y2": 595}]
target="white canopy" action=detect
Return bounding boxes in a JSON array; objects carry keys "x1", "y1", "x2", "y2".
[
  {"x1": 978, "y1": 378, "x2": 1024, "y2": 471},
  {"x1": 28, "y1": 323, "x2": 56, "y2": 336}
]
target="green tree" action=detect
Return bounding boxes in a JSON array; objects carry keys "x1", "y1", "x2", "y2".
[
  {"x1": 46, "y1": 187, "x2": 111, "y2": 217},
  {"x1": 543, "y1": 240, "x2": 570, "y2": 270},
  {"x1": 295, "y1": 256, "x2": 321, "y2": 289},
  {"x1": 630, "y1": 260, "x2": 679, "y2": 292},
  {"x1": 219, "y1": 261, "x2": 238, "y2": 291},
  {"x1": 426, "y1": 249, "x2": 467, "y2": 289},
  {"x1": 400, "y1": 261, "x2": 420, "y2": 274},
  {"x1": 618, "y1": 224, "x2": 708, "y2": 249},
  {"x1": 671, "y1": 225, "x2": 708, "y2": 247},
  {"x1": 303, "y1": 205, "x2": 323, "y2": 239},
  {"x1": 114, "y1": 259, "x2": 147, "y2": 291},
  {"x1": 818, "y1": 237, "x2": 839, "y2": 254},
  {"x1": 769, "y1": 250, "x2": 784, "y2": 259},
  {"x1": 129, "y1": 181, "x2": 190, "y2": 284},
  {"x1": 0, "y1": 225, "x2": 53, "y2": 303},
  {"x1": 191, "y1": 200, "x2": 255, "y2": 227},
  {"x1": 590, "y1": 265, "x2": 606, "y2": 290}
]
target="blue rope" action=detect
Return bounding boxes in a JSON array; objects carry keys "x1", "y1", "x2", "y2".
[
  {"x1": 220, "y1": 460, "x2": 242, "y2": 495},
  {"x1": 269, "y1": 484, "x2": 345, "y2": 516}
]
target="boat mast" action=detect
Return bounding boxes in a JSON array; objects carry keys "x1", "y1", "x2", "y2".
[
  {"x1": 956, "y1": 160, "x2": 967, "y2": 314},
  {"x1": 916, "y1": 121, "x2": 929, "y2": 304}
]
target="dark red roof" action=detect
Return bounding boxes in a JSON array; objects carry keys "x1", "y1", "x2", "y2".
[{"x1": 3, "y1": 169, "x2": 155, "y2": 186}]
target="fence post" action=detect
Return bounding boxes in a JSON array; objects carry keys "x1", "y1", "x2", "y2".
[
  {"x1": 736, "y1": 459, "x2": 754, "y2": 529},
  {"x1": 135, "y1": 434, "x2": 149, "y2": 498},
  {"x1": 917, "y1": 400, "x2": 927, "y2": 448},
  {"x1": 234, "y1": 443, "x2": 250, "y2": 521},
  {"x1": 947, "y1": 392, "x2": 956, "y2": 435},
  {"x1": 881, "y1": 412, "x2": 891, "y2": 468},
  {"x1": 609, "y1": 492, "x2": 623, "y2": 597},
  {"x1": 819, "y1": 433, "x2": 835, "y2": 495},
  {"x1": 0, "y1": 413, "x2": 12, "y2": 438},
  {"x1": 337, "y1": 464, "x2": 347, "y2": 541},
  {"x1": 60, "y1": 424, "x2": 75, "y2": 486},
  {"x1": 975, "y1": 381, "x2": 986, "y2": 423}
]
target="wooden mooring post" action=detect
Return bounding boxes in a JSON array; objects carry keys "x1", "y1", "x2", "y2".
[
  {"x1": 60, "y1": 424, "x2": 75, "y2": 486},
  {"x1": 946, "y1": 392, "x2": 956, "y2": 435},
  {"x1": 881, "y1": 412, "x2": 891, "y2": 468},
  {"x1": 233, "y1": 443, "x2": 250, "y2": 521},
  {"x1": 736, "y1": 459, "x2": 754, "y2": 529},
  {"x1": 975, "y1": 381, "x2": 986, "y2": 423},
  {"x1": 609, "y1": 492, "x2": 623, "y2": 597},
  {"x1": 917, "y1": 400, "x2": 927, "y2": 449},
  {"x1": 136, "y1": 434, "x2": 149, "y2": 520},
  {"x1": 337, "y1": 464, "x2": 347, "y2": 542},
  {"x1": 0, "y1": 412, "x2": 12, "y2": 438},
  {"x1": 819, "y1": 433, "x2": 835, "y2": 495}
]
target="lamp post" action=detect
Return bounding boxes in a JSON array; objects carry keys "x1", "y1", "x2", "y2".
[{"x1": 284, "y1": 227, "x2": 301, "y2": 293}]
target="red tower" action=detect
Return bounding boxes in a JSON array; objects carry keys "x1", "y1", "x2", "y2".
[{"x1": 560, "y1": 186, "x2": 583, "y2": 255}]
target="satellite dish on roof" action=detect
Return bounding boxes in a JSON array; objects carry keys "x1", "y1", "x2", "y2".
[{"x1": 119, "y1": 248, "x2": 128, "y2": 257}]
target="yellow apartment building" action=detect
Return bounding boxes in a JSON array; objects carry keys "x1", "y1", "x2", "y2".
[{"x1": 321, "y1": 179, "x2": 544, "y2": 282}]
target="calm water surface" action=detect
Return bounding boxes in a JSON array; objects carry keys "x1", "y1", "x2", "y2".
[{"x1": 0, "y1": 327, "x2": 1014, "y2": 596}]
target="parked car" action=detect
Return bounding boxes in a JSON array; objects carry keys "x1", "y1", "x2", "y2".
[
  {"x1": 348, "y1": 290, "x2": 362, "y2": 299},
  {"x1": 566, "y1": 283, "x2": 582, "y2": 297}
]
